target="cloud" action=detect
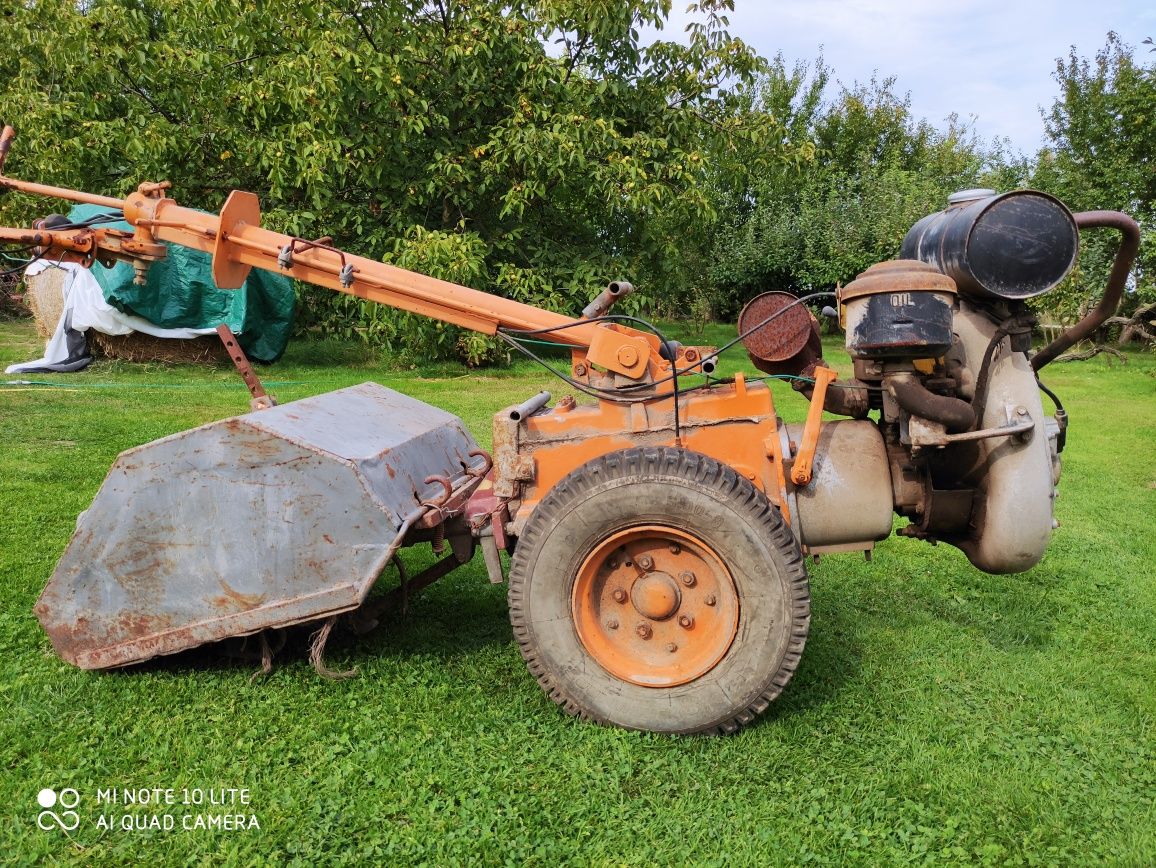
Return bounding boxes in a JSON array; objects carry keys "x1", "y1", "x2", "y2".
[{"x1": 652, "y1": 0, "x2": 1153, "y2": 153}]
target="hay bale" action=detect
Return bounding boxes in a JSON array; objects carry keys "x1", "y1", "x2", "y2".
[
  {"x1": 24, "y1": 267, "x2": 67, "y2": 339},
  {"x1": 91, "y1": 332, "x2": 228, "y2": 365},
  {"x1": 23, "y1": 266, "x2": 228, "y2": 364}
]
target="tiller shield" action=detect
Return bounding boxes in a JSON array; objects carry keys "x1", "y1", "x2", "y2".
[{"x1": 35, "y1": 383, "x2": 486, "y2": 669}]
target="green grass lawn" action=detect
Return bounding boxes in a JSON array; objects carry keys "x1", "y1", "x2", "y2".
[{"x1": 1, "y1": 317, "x2": 1154, "y2": 865}]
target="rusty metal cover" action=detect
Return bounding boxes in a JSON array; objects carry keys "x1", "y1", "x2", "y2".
[
  {"x1": 35, "y1": 382, "x2": 484, "y2": 669},
  {"x1": 738, "y1": 291, "x2": 814, "y2": 363},
  {"x1": 838, "y1": 259, "x2": 957, "y2": 302}
]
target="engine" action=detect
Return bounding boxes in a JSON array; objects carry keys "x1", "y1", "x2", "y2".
[{"x1": 743, "y1": 189, "x2": 1087, "y2": 574}]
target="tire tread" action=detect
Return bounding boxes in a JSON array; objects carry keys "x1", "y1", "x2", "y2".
[{"x1": 508, "y1": 446, "x2": 810, "y2": 735}]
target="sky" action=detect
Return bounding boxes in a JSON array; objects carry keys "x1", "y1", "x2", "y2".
[{"x1": 653, "y1": 0, "x2": 1156, "y2": 155}]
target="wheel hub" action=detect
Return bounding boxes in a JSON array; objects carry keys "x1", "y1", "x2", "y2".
[
  {"x1": 630, "y1": 572, "x2": 681, "y2": 620},
  {"x1": 572, "y1": 525, "x2": 740, "y2": 687}
]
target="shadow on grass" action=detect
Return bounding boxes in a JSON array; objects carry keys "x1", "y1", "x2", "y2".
[
  {"x1": 759, "y1": 579, "x2": 866, "y2": 723},
  {"x1": 115, "y1": 565, "x2": 512, "y2": 680},
  {"x1": 110, "y1": 559, "x2": 867, "y2": 730},
  {"x1": 886, "y1": 553, "x2": 1065, "y2": 651}
]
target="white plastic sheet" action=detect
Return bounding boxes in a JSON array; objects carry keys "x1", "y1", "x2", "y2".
[{"x1": 6, "y1": 261, "x2": 216, "y2": 374}]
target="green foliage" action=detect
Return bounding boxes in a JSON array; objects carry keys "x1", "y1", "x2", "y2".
[
  {"x1": 707, "y1": 60, "x2": 1015, "y2": 317},
  {"x1": 1032, "y1": 32, "x2": 1156, "y2": 323},
  {"x1": 0, "y1": 0, "x2": 794, "y2": 362}
]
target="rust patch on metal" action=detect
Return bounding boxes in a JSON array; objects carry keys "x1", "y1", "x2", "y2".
[
  {"x1": 738, "y1": 292, "x2": 813, "y2": 362},
  {"x1": 215, "y1": 580, "x2": 267, "y2": 609},
  {"x1": 738, "y1": 292, "x2": 824, "y2": 376}
]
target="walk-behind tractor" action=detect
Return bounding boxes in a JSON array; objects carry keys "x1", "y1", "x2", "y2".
[{"x1": 0, "y1": 126, "x2": 1139, "y2": 733}]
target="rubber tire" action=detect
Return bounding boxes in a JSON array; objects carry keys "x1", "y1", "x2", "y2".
[{"x1": 508, "y1": 446, "x2": 810, "y2": 734}]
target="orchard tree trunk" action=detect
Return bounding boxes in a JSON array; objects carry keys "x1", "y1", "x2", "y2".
[{"x1": 1107, "y1": 302, "x2": 1156, "y2": 346}]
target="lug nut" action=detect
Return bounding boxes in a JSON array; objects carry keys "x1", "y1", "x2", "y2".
[
  {"x1": 637, "y1": 554, "x2": 654, "y2": 571},
  {"x1": 704, "y1": 594, "x2": 716, "y2": 606},
  {"x1": 679, "y1": 570, "x2": 696, "y2": 587},
  {"x1": 636, "y1": 623, "x2": 653, "y2": 640},
  {"x1": 606, "y1": 618, "x2": 619, "y2": 630},
  {"x1": 612, "y1": 588, "x2": 627, "y2": 604},
  {"x1": 666, "y1": 642, "x2": 678, "y2": 653},
  {"x1": 678, "y1": 614, "x2": 694, "y2": 629}
]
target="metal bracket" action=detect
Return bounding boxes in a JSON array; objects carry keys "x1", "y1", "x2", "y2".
[
  {"x1": 585, "y1": 325, "x2": 652, "y2": 379},
  {"x1": 215, "y1": 323, "x2": 275, "y2": 410},
  {"x1": 479, "y1": 530, "x2": 506, "y2": 584},
  {"x1": 791, "y1": 366, "x2": 837, "y2": 485},
  {"x1": 910, "y1": 404, "x2": 1034, "y2": 450},
  {"x1": 212, "y1": 190, "x2": 260, "y2": 289}
]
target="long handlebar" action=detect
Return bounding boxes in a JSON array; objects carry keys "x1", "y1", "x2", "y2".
[{"x1": 0, "y1": 125, "x2": 660, "y2": 381}]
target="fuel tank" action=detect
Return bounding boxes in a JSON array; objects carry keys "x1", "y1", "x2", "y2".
[{"x1": 901, "y1": 190, "x2": 1078, "y2": 301}]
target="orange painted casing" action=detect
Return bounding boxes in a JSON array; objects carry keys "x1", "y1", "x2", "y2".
[{"x1": 496, "y1": 373, "x2": 794, "y2": 536}]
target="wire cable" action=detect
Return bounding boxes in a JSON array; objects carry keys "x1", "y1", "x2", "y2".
[
  {"x1": 1035, "y1": 377, "x2": 1064, "y2": 414},
  {"x1": 500, "y1": 290, "x2": 836, "y2": 389},
  {"x1": 499, "y1": 291, "x2": 838, "y2": 399},
  {"x1": 497, "y1": 291, "x2": 840, "y2": 440},
  {"x1": 0, "y1": 251, "x2": 45, "y2": 276}
]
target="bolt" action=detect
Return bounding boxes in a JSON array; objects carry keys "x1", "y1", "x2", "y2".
[
  {"x1": 612, "y1": 588, "x2": 627, "y2": 604},
  {"x1": 606, "y1": 618, "x2": 619, "y2": 630},
  {"x1": 617, "y1": 346, "x2": 639, "y2": 367},
  {"x1": 704, "y1": 594, "x2": 717, "y2": 606},
  {"x1": 679, "y1": 570, "x2": 697, "y2": 587},
  {"x1": 666, "y1": 642, "x2": 678, "y2": 653},
  {"x1": 608, "y1": 557, "x2": 619, "y2": 569},
  {"x1": 1016, "y1": 406, "x2": 1028, "y2": 417},
  {"x1": 573, "y1": 363, "x2": 587, "y2": 377},
  {"x1": 678, "y1": 614, "x2": 695, "y2": 629},
  {"x1": 636, "y1": 623, "x2": 653, "y2": 640},
  {"x1": 637, "y1": 554, "x2": 654, "y2": 571},
  {"x1": 669, "y1": 543, "x2": 681, "y2": 554}
]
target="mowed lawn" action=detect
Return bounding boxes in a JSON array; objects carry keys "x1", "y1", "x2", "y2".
[{"x1": 1, "y1": 317, "x2": 1153, "y2": 865}]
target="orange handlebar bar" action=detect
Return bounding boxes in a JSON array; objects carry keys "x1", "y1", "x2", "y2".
[{"x1": 0, "y1": 148, "x2": 661, "y2": 379}]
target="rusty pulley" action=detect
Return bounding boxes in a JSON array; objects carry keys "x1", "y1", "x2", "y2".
[{"x1": 737, "y1": 291, "x2": 823, "y2": 376}]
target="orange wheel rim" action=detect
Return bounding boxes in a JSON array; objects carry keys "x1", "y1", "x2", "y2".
[{"x1": 571, "y1": 525, "x2": 739, "y2": 687}]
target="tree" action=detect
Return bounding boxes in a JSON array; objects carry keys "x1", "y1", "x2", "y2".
[
  {"x1": 707, "y1": 63, "x2": 1010, "y2": 318},
  {"x1": 0, "y1": 0, "x2": 795, "y2": 362},
  {"x1": 1032, "y1": 32, "x2": 1155, "y2": 337}
]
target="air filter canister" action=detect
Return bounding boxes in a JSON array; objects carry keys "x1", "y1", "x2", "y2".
[
  {"x1": 900, "y1": 190, "x2": 1078, "y2": 300},
  {"x1": 839, "y1": 260, "x2": 957, "y2": 360}
]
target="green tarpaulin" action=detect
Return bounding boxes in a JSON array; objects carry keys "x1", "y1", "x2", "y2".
[{"x1": 69, "y1": 204, "x2": 295, "y2": 362}]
